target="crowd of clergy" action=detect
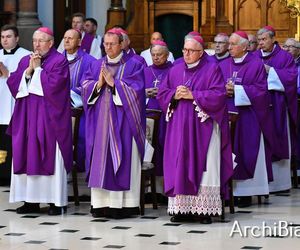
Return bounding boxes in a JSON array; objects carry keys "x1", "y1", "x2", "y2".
[{"x1": 0, "y1": 12, "x2": 299, "y2": 224}]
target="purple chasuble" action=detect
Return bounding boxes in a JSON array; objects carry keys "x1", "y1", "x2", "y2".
[
  {"x1": 157, "y1": 54, "x2": 233, "y2": 199},
  {"x1": 81, "y1": 32, "x2": 94, "y2": 54},
  {"x1": 125, "y1": 48, "x2": 147, "y2": 66},
  {"x1": 7, "y1": 47, "x2": 73, "y2": 175},
  {"x1": 219, "y1": 53, "x2": 273, "y2": 181},
  {"x1": 82, "y1": 54, "x2": 146, "y2": 191},
  {"x1": 255, "y1": 44, "x2": 298, "y2": 160},
  {"x1": 144, "y1": 61, "x2": 173, "y2": 176},
  {"x1": 66, "y1": 48, "x2": 96, "y2": 172}
]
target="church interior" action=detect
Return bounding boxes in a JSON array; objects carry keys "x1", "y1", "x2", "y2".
[{"x1": 0, "y1": 0, "x2": 300, "y2": 249}]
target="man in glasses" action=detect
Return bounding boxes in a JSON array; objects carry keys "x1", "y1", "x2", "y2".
[
  {"x1": 82, "y1": 28, "x2": 145, "y2": 219},
  {"x1": 157, "y1": 34, "x2": 233, "y2": 224},
  {"x1": 283, "y1": 38, "x2": 300, "y2": 66},
  {"x1": 7, "y1": 27, "x2": 72, "y2": 215},
  {"x1": 255, "y1": 26, "x2": 297, "y2": 194},
  {"x1": 248, "y1": 34, "x2": 258, "y2": 52},
  {"x1": 212, "y1": 33, "x2": 230, "y2": 62}
]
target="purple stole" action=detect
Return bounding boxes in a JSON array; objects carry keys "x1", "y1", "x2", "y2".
[
  {"x1": 80, "y1": 33, "x2": 94, "y2": 54},
  {"x1": 82, "y1": 54, "x2": 145, "y2": 190}
]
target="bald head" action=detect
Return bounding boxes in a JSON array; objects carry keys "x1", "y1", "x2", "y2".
[
  {"x1": 63, "y1": 29, "x2": 81, "y2": 54},
  {"x1": 150, "y1": 32, "x2": 163, "y2": 45}
]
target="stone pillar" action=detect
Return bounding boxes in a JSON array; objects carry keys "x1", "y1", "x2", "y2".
[
  {"x1": 3, "y1": 0, "x2": 16, "y2": 24},
  {"x1": 17, "y1": 0, "x2": 41, "y2": 50},
  {"x1": 106, "y1": 0, "x2": 126, "y2": 31},
  {"x1": 215, "y1": 0, "x2": 233, "y2": 34}
]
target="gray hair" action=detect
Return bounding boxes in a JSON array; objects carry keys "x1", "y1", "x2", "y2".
[
  {"x1": 257, "y1": 28, "x2": 275, "y2": 38},
  {"x1": 214, "y1": 33, "x2": 229, "y2": 42},
  {"x1": 285, "y1": 38, "x2": 300, "y2": 48},
  {"x1": 150, "y1": 44, "x2": 169, "y2": 54}
]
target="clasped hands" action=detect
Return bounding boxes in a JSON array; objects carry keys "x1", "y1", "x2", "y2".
[
  {"x1": 0, "y1": 62, "x2": 9, "y2": 78},
  {"x1": 174, "y1": 85, "x2": 193, "y2": 100},
  {"x1": 146, "y1": 87, "x2": 158, "y2": 98},
  {"x1": 226, "y1": 80, "x2": 234, "y2": 97},
  {"x1": 25, "y1": 51, "x2": 42, "y2": 76},
  {"x1": 96, "y1": 64, "x2": 114, "y2": 91}
]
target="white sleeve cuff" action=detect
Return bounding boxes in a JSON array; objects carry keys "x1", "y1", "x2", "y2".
[
  {"x1": 234, "y1": 85, "x2": 251, "y2": 106},
  {"x1": 87, "y1": 82, "x2": 101, "y2": 104},
  {"x1": 267, "y1": 67, "x2": 285, "y2": 92},
  {"x1": 16, "y1": 72, "x2": 30, "y2": 99},
  {"x1": 28, "y1": 67, "x2": 44, "y2": 96},
  {"x1": 112, "y1": 87, "x2": 123, "y2": 106}
]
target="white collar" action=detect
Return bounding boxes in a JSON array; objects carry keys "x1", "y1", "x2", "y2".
[
  {"x1": 216, "y1": 51, "x2": 230, "y2": 60},
  {"x1": 233, "y1": 52, "x2": 248, "y2": 63},
  {"x1": 107, "y1": 51, "x2": 123, "y2": 63},
  {"x1": 66, "y1": 51, "x2": 77, "y2": 61},
  {"x1": 261, "y1": 44, "x2": 276, "y2": 57},
  {"x1": 186, "y1": 60, "x2": 200, "y2": 69}
]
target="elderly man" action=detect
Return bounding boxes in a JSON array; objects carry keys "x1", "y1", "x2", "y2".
[
  {"x1": 212, "y1": 33, "x2": 230, "y2": 62},
  {"x1": 140, "y1": 32, "x2": 174, "y2": 66},
  {"x1": 82, "y1": 28, "x2": 145, "y2": 219},
  {"x1": 58, "y1": 13, "x2": 101, "y2": 59},
  {"x1": 157, "y1": 34, "x2": 233, "y2": 224},
  {"x1": 219, "y1": 31, "x2": 273, "y2": 207},
  {"x1": 0, "y1": 25, "x2": 30, "y2": 184},
  {"x1": 63, "y1": 29, "x2": 96, "y2": 172},
  {"x1": 248, "y1": 34, "x2": 258, "y2": 52},
  {"x1": 7, "y1": 27, "x2": 73, "y2": 215},
  {"x1": 283, "y1": 38, "x2": 300, "y2": 176},
  {"x1": 256, "y1": 26, "x2": 298, "y2": 193},
  {"x1": 144, "y1": 40, "x2": 172, "y2": 190}
]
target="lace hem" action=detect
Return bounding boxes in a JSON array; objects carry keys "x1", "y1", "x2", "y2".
[
  {"x1": 193, "y1": 101, "x2": 209, "y2": 122},
  {"x1": 165, "y1": 103, "x2": 174, "y2": 122},
  {"x1": 168, "y1": 185, "x2": 222, "y2": 216}
]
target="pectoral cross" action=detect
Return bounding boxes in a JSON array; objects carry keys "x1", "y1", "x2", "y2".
[
  {"x1": 231, "y1": 71, "x2": 242, "y2": 84},
  {"x1": 153, "y1": 79, "x2": 160, "y2": 87}
]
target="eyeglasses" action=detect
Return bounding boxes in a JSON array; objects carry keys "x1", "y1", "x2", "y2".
[
  {"x1": 103, "y1": 42, "x2": 120, "y2": 47},
  {"x1": 282, "y1": 45, "x2": 299, "y2": 49},
  {"x1": 249, "y1": 41, "x2": 257, "y2": 45},
  {"x1": 182, "y1": 48, "x2": 202, "y2": 54},
  {"x1": 32, "y1": 39, "x2": 51, "y2": 44}
]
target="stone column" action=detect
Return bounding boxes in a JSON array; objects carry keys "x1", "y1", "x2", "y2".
[
  {"x1": 4, "y1": 0, "x2": 17, "y2": 24},
  {"x1": 215, "y1": 0, "x2": 233, "y2": 34},
  {"x1": 106, "y1": 0, "x2": 126, "y2": 31},
  {"x1": 17, "y1": 0, "x2": 41, "y2": 50}
]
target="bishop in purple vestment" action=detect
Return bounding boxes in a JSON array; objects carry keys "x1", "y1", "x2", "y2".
[
  {"x1": 144, "y1": 40, "x2": 172, "y2": 176},
  {"x1": 63, "y1": 29, "x2": 96, "y2": 172},
  {"x1": 7, "y1": 27, "x2": 72, "y2": 215},
  {"x1": 157, "y1": 34, "x2": 233, "y2": 224},
  {"x1": 219, "y1": 31, "x2": 274, "y2": 207},
  {"x1": 256, "y1": 26, "x2": 297, "y2": 192},
  {"x1": 82, "y1": 29, "x2": 145, "y2": 219}
]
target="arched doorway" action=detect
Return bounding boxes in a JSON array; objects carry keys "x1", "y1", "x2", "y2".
[{"x1": 156, "y1": 14, "x2": 193, "y2": 59}]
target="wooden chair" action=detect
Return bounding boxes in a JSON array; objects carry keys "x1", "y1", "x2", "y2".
[
  {"x1": 140, "y1": 109, "x2": 161, "y2": 215},
  {"x1": 221, "y1": 113, "x2": 237, "y2": 220},
  {"x1": 71, "y1": 107, "x2": 83, "y2": 206}
]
